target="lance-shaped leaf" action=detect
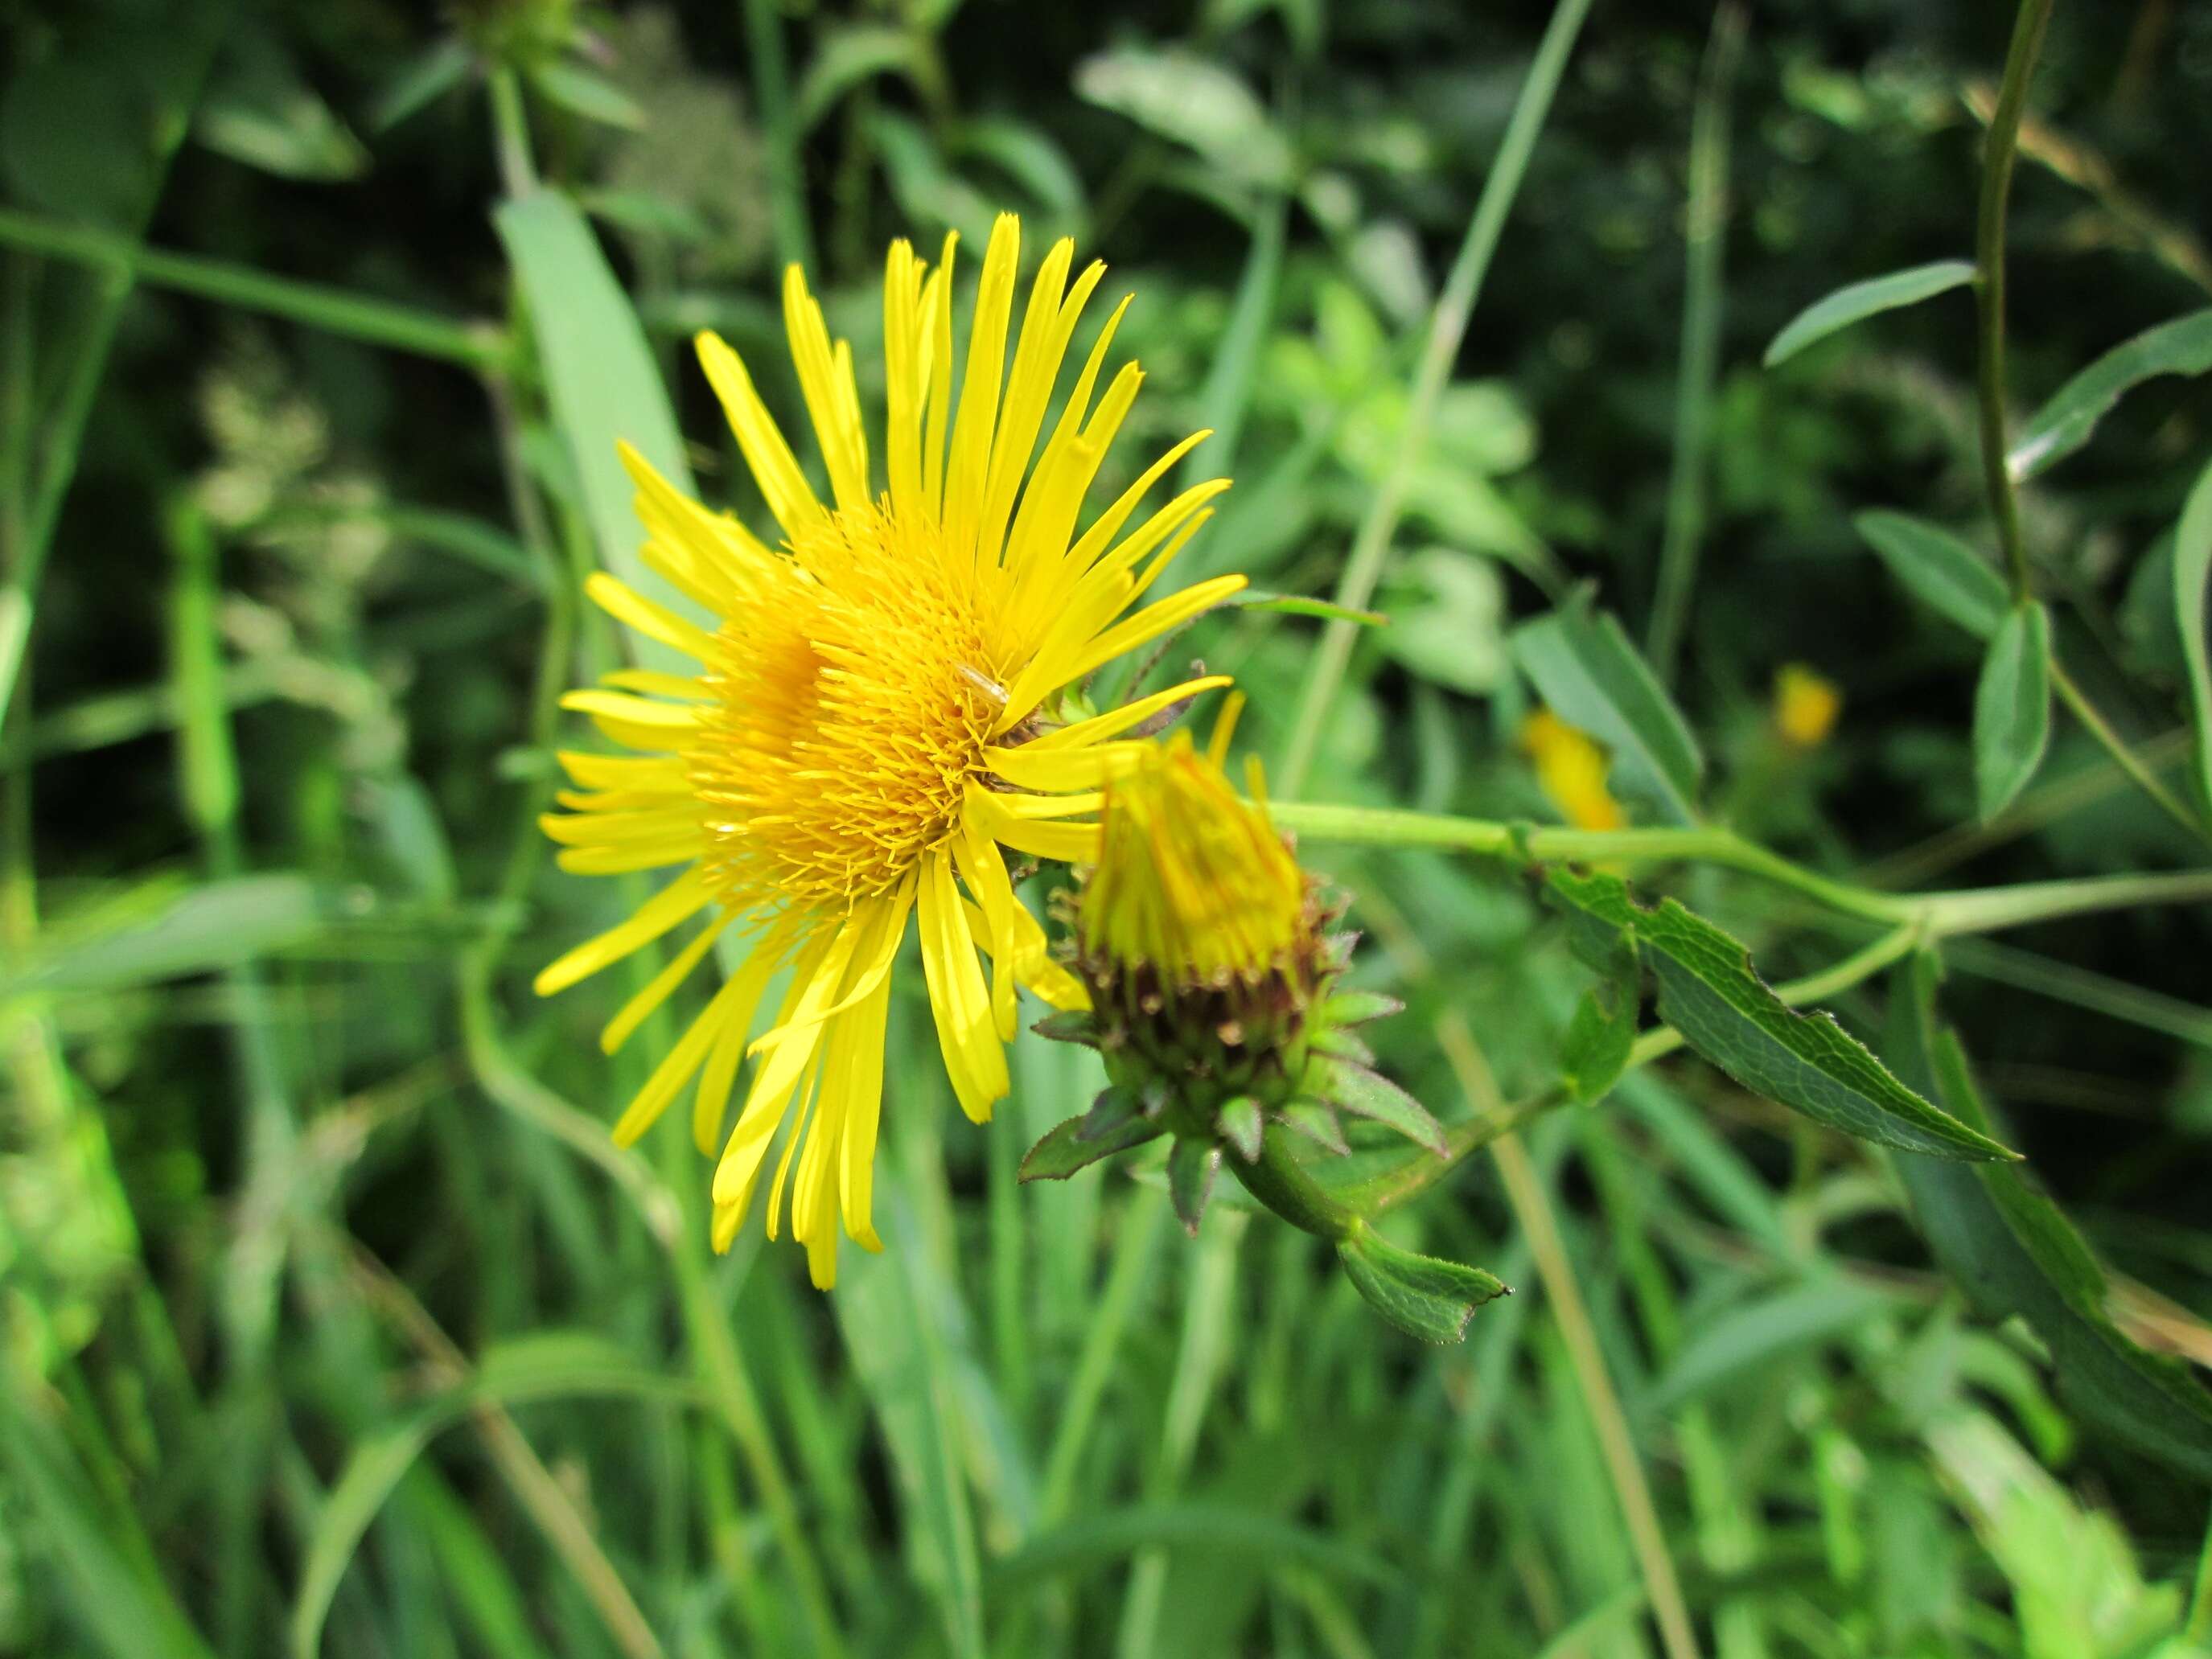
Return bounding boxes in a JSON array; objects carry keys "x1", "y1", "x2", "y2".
[
  {"x1": 1888, "y1": 953, "x2": 2212, "y2": 1483},
  {"x1": 2011, "y1": 308, "x2": 2212, "y2": 481},
  {"x1": 1313, "y1": 1057, "x2": 1448, "y2": 1155},
  {"x1": 1971, "y1": 601, "x2": 2052, "y2": 822},
  {"x1": 1545, "y1": 867, "x2": 2017, "y2": 1161},
  {"x1": 1339, "y1": 1229, "x2": 1510, "y2": 1345},
  {"x1": 1511, "y1": 597, "x2": 1704, "y2": 823},
  {"x1": 1853, "y1": 511, "x2": 2009, "y2": 641},
  {"x1": 1280, "y1": 1101, "x2": 1349, "y2": 1156},
  {"x1": 1762, "y1": 259, "x2": 1976, "y2": 368},
  {"x1": 2174, "y1": 458, "x2": 2212, "y2": 817},
  {"x1": 1020, "y1": 1113, "x2": 1163, "y2": 1183}
]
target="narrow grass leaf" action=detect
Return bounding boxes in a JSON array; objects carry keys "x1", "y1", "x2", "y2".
[
  {"x1": 1762, "y1": 259, "x2": 1976, "y2": 368},
  {"x1": 1854, "y1": 510, "x2": 2009, "y2": 640},
  {"x1": 2173, "y1": 458, "x2": 2212, "y2": 815},
  {"x1": 1971, "y1": 601, "x2": 2051, "y2": 821},
  {"x1": 2011, "y1": 308, "x2": 2212, "y2": 480}
]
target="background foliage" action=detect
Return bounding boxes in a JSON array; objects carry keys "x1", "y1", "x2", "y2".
[{"x1": 4, "y1": 1, "x2": 2212, "y2": 1655}]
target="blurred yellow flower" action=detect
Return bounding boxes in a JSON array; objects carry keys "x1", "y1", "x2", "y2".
[
  {"x1": 1519, "y1": 709, "x2": 1623, "y2": 831},
  {"x1": 537, "y1": 215, "x2": 1243, "y2": 1284},
  {"x1": 1774, "y1": 663, "x2": 1842, "y2": 749}
]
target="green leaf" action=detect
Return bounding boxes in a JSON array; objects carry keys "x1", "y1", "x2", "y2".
[
  {"x1": 1167, "y1": 1138, "x2": 1222, "y2": 1234},
  {"x1": 2173, "y1": 458, "x2": 2212, "y2": 818},
  {"x1": 1971, "y1": 601, "x2": 2052, "y2": 821},
  {"x1": 1, "y1": 874, "x2": 343, "y2": 1000},
  {"x1": 1019, "y1": 1113, "x2": 1162, "y2": 1181},
  {"x1": 1375, "y1": 547, "x2": 1507, "y2": 695},
  {"x1": 370, "y1": 38, "x2": 472, "y2": 132},
  {"x1": 1762, "y1": 259, "x2": 1976, "y2": 368},
  {"x1": 1073, "y1": 46, "x2": 1292, "y2": 188},
  {"x1": 1219, "y1": 1097, "x2": 1264, "y2": 1163},
  {"x1": 1338, "y1": 1229, "x2": 1509, "y2": 1345},
  {"x1": 1853, "y1": 510, "x2": 2010, "y2": 640},
  {"x1": 1560, "y1": 930, "x2": 1639, "y2": 1105},
  {"x1": 1313, "y1": 1057, "x2": 1448, "y2": 1155},
  {"x1": 796, "y1": 24, "x2": 919, "y2": 134},
  {"x1": 1545, "y1": 867, "x2": 2017, "y2": 1161},
  {"x1": 1511, "y1": 597, "x2": 1704, "y2": 823},
  {"x1": 1233, "y1": 590, "x2": 1389, "y2": 627},
  {"x1": 493, "y1": 191, "x2": 704, "y2": 666},
  {"x1": 1888, "y1": 954, "x2": 2212, "y2": 1484},
  {"x1": 195, "y1": 35, "x2": 369, "y2": 181},
  {"x1": 526, "y1": 62, "x2": 644, "y2": 130},
  {"x1": 833, "y1": 1196, "x2": 987, "y2": 1659},
  {"x1": 2010, "y1": 309, "x2": 2212, "y2": 481}
]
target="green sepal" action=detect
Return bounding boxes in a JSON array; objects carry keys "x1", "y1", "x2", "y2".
[
  {"x1": 1020, "y1": 1113, "x2": 1163, "y2": 1183},
  {"x1": 1321, "y1": 989, "x2": 1403, "y2": 1027},
  {"x1": 1167, "y1": 1138, "x2": 1222, "y2": 1234},
  {"x1": 1310, "y1": 1025, "x2": 1375, "y2": 1066},
  {"x1": 1218, "y1": 1095, "x2": 1264, "y2": 1164},
  {"x1": 1280, "y1": 1101, "x2": 1349, "y2": 1156},
  {"x1": 1313, "y1": 1057, "x2": 1448, "y2": 1155},
  {"x1": 1079, "y1": 1084, "x2": 1145, "y2": 1142},
  {"x1": 1338, "y1": 1229, "x2": 1510, "y2": 1345},
  {"x1": 1032, "y1": 1009, "x2": 1100, "y2": 1047}
]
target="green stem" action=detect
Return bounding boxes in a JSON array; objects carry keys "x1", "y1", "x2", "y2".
[
  {"x1": 1276, "y1": 0, "x2": 1595, "y2": 797},
  {"x1": 2049, "y1": 659, "x2": 2209, "y2": 841},
  {"x1": 1647, "y1": 2, "x2": 1745, "y2": 683},
  {"x1": 0, "y1": 207, "x2": 507, "y2": 371},
  {"x1": 1268, "y1": 798, "x2": 2212, "y2": 938},
  {"x1": 1974, "y1": 0, "x2": 2054, "y2": 599},
  {"x1": 1231, "y1": 1127, "x2": 1368, "y2": 1242},
  {"x1": 743, "y1": 0, "x2": 816, "y2": 275},
  {"x1": 486, "y1": 68, "x2": 539, "y2": 198}
]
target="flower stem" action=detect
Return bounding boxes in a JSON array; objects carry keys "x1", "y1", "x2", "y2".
[{"x1": 1975, "y1": 0, "x2": 2054, "y2": 600}]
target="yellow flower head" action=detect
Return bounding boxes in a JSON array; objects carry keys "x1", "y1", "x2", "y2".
[
  {"x1": 1773, "y1": 663, "x2": 1841, "y2": 749},
  {"x1": 1519, "y1": 709, "x2": 1623, "y2": 832},
  {"x1": 537, "y1": 215, "x2": 1244, "y2": 1285},
  {"x1": 1083, "y1": 719, "x2": 1303, "y2": 983}
]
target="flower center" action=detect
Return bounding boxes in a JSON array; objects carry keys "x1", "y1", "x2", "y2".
[{"x1": 689, "y1": 504, "x2": 1011, "y2": 910}]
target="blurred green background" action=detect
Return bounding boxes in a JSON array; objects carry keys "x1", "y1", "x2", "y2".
[{"x1": 4, "y1": 0, "x2": 2212, "y2": 1655}]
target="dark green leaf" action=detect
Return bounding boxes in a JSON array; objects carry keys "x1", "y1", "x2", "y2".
[
  {"x1": 1511, "y1": 597, "x2": 1704, "y2": 823},
  {"x1": 1168, "y1": 1138, "x2": 1221, "y2": 1234},
  {"x1": 1546, "y1": 867, "x2": 2016, "y2": 1161},
  {"x1": 796, "y1": 25, "x2": 918, "y2": 134},
  {"x1": 1889, "y1": 954, "x2": 2212, "y2": 1484},
  {"x1": 2173, "y1": 458, "x2": 2212, "y2": 817},
  {"x1": 1853, "y1": 511, "x2": 2009, "y2": 641},
  {"x1": 2011, "y1": 309, "x2": 2212, "y2": 480},
  {"x1": 1031, "y1": 1008, "x2": 1099, "y2": 1046},
  {"x1": 1079, "y1": 1084, "x2": 1144, "y2": 1141},
  {"x1": 195, "y1": 35, "x2": 369, "y2": 181},
  {"x1": 1019, "y1": 1113, "x2": 1162, "y2": 1182},
  {"x1": 1314, "y1": 1057, "x2": 1448, "y2": 1155},
  {"x1": 1560, "y1": 929, "x2": 1639, "y2": 1105},
  {"x1": 1762, "y1": 259, "x2": 1976, "y2": 368},
  {"x1": 1338, "y1": 1229, "x2": 1509, "y2": 1345},
  {"x1": 1971, "y1": 601, "x2": 2051, "y2": 822}
]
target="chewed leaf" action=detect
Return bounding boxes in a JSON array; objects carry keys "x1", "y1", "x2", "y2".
[
  {"x1": 1020, "y1": 1113, "x2": 1162, "y2": 1182},
  {"x1": 1547, "y1": 867, "x2": 2017, "y2": 1162}
]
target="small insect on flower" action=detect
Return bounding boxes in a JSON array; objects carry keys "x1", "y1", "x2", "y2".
[{"x1": 538, "y1": 214, "x2": 1246, "y2": 1285}]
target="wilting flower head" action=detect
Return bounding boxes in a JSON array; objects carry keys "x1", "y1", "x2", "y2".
[{"x1": 538, "y1": 214, "x2": 1244, "y2": 1283}]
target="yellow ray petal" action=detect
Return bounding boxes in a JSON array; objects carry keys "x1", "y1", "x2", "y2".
[
  {"x1": 835, "y1": 971, "x2": 891, "y2": 1251},
  {"x1": 782, "y1": 263, "x2": 870, "y2": 512},
  {"x1": 975, "y1": 239, "x2": 1086, "y2": 572},
  {"x1": 917, "y1": 849, "x2": 1009, "y2": 1123},
  {"x1": 922, "y1": 231, "x2": 957, "y2": 519},
  {"x1": 535, "y1": 868, "x2": 709, "y2": 996},
  {"x1": 964, "y1": 782, "x2": 1102, "y2": 870},
  {"x1": 610, "y1": 940, "x2": 780, "y2": 1147},
  {"x1": 951, "y1": 815, "x2": 1021, "y2": 1040},
  {"x1": 883, "y1": 239, "x2": 928, "y2": 516},
  {"x1": 697, "y1": 331, "x2": 822, "y2": 539},
  {"x1": 1022, "y1": 675, "x2": 1232, "y2": 752},
  {"x1": 942, "y1": 214, "x2": 1020, "y2": 569},
  {"x1": 598, "y1": 912, "x2": 734, "y2": 1054},
  {"x1": 984, "y1": 741, "x2": 1144, "y2": 793},
  {"x1": 585, "y1": 572, "x2": 720, "y2": 663},
  {"x1": 1046, "y1": 569, "x2": 1245, "y2": 702},
  {"x1": 555, "y1": 838, "x2": 701, "y2": 875},
  {"x1": 710, "y1": 920, "x2": 857, "y2": 1205},
  {"x1": 602, "y1": 669, "x2": 711, "y2": 703},
  {"x1": 619, "y1": 439, "x2": 774, "y2": 573}
]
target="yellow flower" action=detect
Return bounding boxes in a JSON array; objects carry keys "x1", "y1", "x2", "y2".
[
  {"x1": 1083, "y1": 714, "x2": 1303, "y2": 983},
  {"x1": 1773, "y1": 663, "x2": 1841, "y2": 749},
  {"x1": 1519, "y1": 709, "x2": 1623, "y2": 831},
  {"x1": 537, "y1": 215, "x2": 1244, "y2": 1284}
]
